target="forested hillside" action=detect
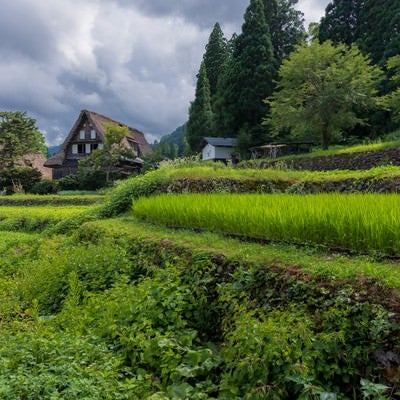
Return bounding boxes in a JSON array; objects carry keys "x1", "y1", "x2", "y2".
[{"x1": 186, "y1": 0, "x2": 400, "y2": 157}]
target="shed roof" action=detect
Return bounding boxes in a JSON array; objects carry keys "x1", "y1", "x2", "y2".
[{"x1": 201, "y1": 137, "x2": 236, "y2": 148}]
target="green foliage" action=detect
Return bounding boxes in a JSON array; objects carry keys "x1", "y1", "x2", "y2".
[
  {"x1": 0, "y1": 205, "x2": 91, "y2": 232},
  {"x1": 0, "y1": 194, "x2": 103, "y2": 206},
  {"x1": 380, "y1": 56, "x2": 400, "y2": 125},
  {"x1": 215, "y1": 0, "x2": 277, "y2": 143},
  {"x1": 79, "y1": 123, "x2": 136, "y2": 182},
  {"x1": 0, "y1": 329, "x2": 135, "y2": 399},
  {"x1": 318, "y1": 0, "x2": 400, "y2": 65},
  {"x1": 1, "y1": 218, "x2": 397, "y2": 398},
  {"x1": 264, "y1": 0, "x2": 306, "y2": 62},
  {"x1": 187, "y1": 62, "x2": 214, "y2": 152},
  {"x1": 0, "y1": 111, "x2": 46, "y2": 170},
  {"x1": 133, "y1": 192, "x2": 400, "y2": 256},
  {"x1": 203, "y1": 23, "x2": 229, "y2": 98},
  {"x1": 319, "y1": 0, "x2": 362, "y2": 47},
  {"x1": 151, "y1": 124, "x2": 189, "y2": 163},
  {"x1": 0, "y1": 166, "x2": 42, "y2": 194},
  {"x1": 266, "y1": 41, "x2": 383, "y2": 149},
  {"x1": 29, "y1": 179, "x2": 59, "y2": 195}
]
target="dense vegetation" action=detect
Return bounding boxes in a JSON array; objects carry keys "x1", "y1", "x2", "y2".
[
  {"x1": 184, "y1": 0, "x2": 400, "y2": 157},
  {"x1": 133, "y1": 193, "x2": 400, "y2": 255},
  {"x1": 0, "y1": 157, "x2": 399, "y2": 399}
]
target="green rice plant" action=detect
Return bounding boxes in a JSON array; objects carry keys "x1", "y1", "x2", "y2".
[
  {"x1": 0, "y1": 194, "x2": 104, "y2": 206},
  {"x1": 0, "y1": 206, "x2": 91, "y2": 232},
  {"x1": 133, "y1": 193, "x2": 400, "y2": 256}
]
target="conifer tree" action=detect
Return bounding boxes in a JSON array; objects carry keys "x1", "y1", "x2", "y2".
[
  {"x1": 203, "y1": 23, "x2": 229, "y2": 98},
  {"x1": 214, "y1": 0, "x2": 277, "y2": 144},
  {"x1": 319, "y1": 0, "x2": 400, "y2": 65},
  {"x1": 186, "y1": 62, "x2": 213, "y2": 152},
  {"x1": 264, "y1": 0, "x2": 305, "y2": 63},
  {"x1": 318, "y1": 0, "x2": 361, "y2": 47}
]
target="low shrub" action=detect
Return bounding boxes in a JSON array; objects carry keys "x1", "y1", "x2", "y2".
[
  {"x1": 29, "y1": 180, "x2": 59, "y2": 195},
  {"x1": 0, "y1": 167, "x2": 42, "y2": 194}
]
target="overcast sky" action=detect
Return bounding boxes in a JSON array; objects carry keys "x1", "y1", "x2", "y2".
[{"x1": 0, "y1": 0, "x2": 330, "y2": 146}]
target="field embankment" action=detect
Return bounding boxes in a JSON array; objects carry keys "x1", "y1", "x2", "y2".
[
  {"x1": 241, "y1": 139, "x2": 400, "y2": 171},
  {"x1": 0, "y1": 160, "x2": 399, "y2": 399}
]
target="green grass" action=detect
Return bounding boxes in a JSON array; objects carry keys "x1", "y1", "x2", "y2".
[
  {"x1": 133, "y1": 193, "x2": 400, "y2": 256},
  {"x1": 90, "y1": 217, "x2": 400, "y2": 290},
  {"x1": 256, "y1": 138, "x2": 400, "y2": 162},
  {"x1": 0, "y1": 205, "x2": 92, "y2": 232},
  {"x1": 164, "y1": 163, "x2": 400, "y2": 182},
  {"x1": 0, "y1": 194, "x2": 105, "y2": 206}
]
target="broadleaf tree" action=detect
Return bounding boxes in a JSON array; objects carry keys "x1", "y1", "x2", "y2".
[
  {"x1": 80, "y1": 123, "x2": 135, "y2": 182},
  {"x1": 0, "y1": 111, "x2": 46, "y2": 170},
  {"x1": 380, "y1": 55, "x2": 400, "y2": 125},
  {"x1": 266, "y1": 41, "x2": 383, "y2": 149}
]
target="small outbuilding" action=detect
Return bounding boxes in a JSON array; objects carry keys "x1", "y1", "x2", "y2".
[
  {"x1": 199, "y1": 137, "x2": 237, "y2": 163},
  {"x1": 250, "y1": 142, "x2": 314, "y2": 159}
]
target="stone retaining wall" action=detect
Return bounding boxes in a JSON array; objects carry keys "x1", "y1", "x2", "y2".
[
  {"x1": 165, "y1": 176, "x2": 400, "y2": 194},
  {"x1": 264, "y1": 148, "x2": 400, "y2": 171}
]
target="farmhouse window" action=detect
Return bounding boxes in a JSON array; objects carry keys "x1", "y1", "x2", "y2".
[
  {"x1": 85, "y1": 143, "x2": 91, "y2": 154},
  {"x1": 98, "y1": 143, "x2": 104, "y2": 150},
  {"x1": 77, "y1": 143, "x2": 85, "y2": 154},
  {"x1": 80, "y1": 130, "x2": 85, "y2": 139},
  {"x1": 72, "y1": 144, "x2": 78, "y2": 154},
  {"x1": 91, "y1": 143, "x2": 99, "y2": 151},
  {"x1": 90, "y1": 129, "x2": 96, "y2": 139}
]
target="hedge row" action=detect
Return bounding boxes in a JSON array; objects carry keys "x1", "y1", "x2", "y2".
[{"x1": 0, "y1": 195, "x2": 105, "y2": 206}]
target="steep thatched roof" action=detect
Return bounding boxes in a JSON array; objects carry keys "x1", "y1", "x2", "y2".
[
  {"x1": 45, "y1": 110, "x2": 152, "y2": 167},
  {"x1": 20, "y1": 153, "x2": 52, "y2": 179}
]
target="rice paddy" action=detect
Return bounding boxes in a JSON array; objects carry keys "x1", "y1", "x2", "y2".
[{"x1": 133, "y1": 193, "x2": 400, "y2": 255}]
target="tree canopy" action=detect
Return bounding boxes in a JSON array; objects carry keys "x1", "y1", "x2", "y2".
[
  {"x1": 266, "y1": 41, "x2": 383, "y2": 149},
  {"x1": 264, "y1": 0, "x2": 305, "y2": 63},
  {"x1": 319, "y1": 0, "x2": 400, "y2": 65},
  {"x1": 0, "y1": 111, "x2": 46, "y2": 170},
  {"x1": 80, "y1": 123, "x2": 135, "y2": 182},
  {"x1": 186, "y1": 62, "x2": 213, "y2": 152},
  {"x1": 380, "y1": 55, "x2": 400, "y2": 125},
  {"x1": 202, "y1": 23, "x2": 229, "y2": 98},
  {"x1": 213, "y1": 0, "x2": 277, "y2": 144}
]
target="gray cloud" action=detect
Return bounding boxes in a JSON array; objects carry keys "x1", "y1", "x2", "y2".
[{"x1": 0, "y1": 0, "x2": 329, "y2": 146}]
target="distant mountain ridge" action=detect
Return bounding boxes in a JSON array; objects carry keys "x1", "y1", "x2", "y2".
[
  {"x1": 153, "y1": 123, "x2": 188, "y2": 158},
  {"x1": 48, "y1": 145, "x2": 60, "y2": 156}
]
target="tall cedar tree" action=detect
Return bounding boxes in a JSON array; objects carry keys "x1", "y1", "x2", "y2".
[
  {"x1": 202, "y1": 23, "x2": 229, "y2": 98},
  {"x1": 318, "y1": 0, "x2": 361, "y2": 47},
  {"x1": 214, "y1": 0, "x2": 277, "y2": 144},
  {"x1": 319, "y1": 0, "x2": 400, "y2": 65},
  {"x1": 186, "y1": 62, "x2": 213, "y2": 152},
  {"x1": 264, "y1": 0, "x2": 305, "y2": 63}
]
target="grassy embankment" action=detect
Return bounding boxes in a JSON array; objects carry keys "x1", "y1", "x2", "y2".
[{"x1": 0, "y1": 160, "x2": 399, "y2": 399}]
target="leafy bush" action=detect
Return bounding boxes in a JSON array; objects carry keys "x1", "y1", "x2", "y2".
[
  {"x1": 0, "y1": 167, "x2": 42, "y2": 194},
  {"x1": 1, "y1": 218, "x2": 398, "y2": 398},
  {"x1": 0, "y1": 194, "x2": 104, "y2": 206},
  {"x1": 29, "y1": 179, "x2": 59, "y2": 195}
]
